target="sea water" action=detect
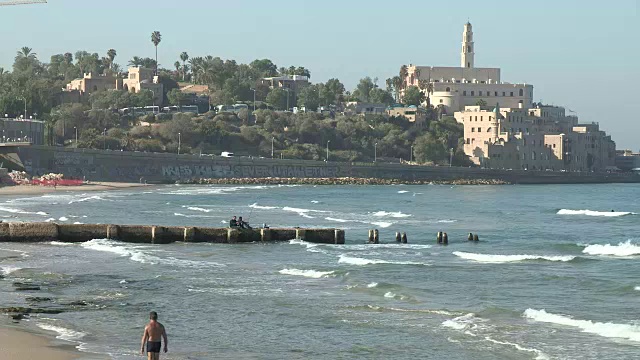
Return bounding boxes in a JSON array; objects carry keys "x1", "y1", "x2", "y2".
[{"x1": 0, "y1": 184, "x2": 639, "y2": 359}]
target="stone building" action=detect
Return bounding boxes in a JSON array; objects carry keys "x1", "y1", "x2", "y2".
[
  {"x1": 386, "y1": 105, "x2": 427, "y2": 127},
  {"x1": 121, "y1": 67, "x2": 163, "y2": 105},
  {"x1": 66, "y1": 72, "x2": 118, "y2": 94}
]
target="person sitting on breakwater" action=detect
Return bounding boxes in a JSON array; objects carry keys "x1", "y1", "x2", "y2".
[
  {"x1": 229, "y1": 216, "x2": 239, "y2": 228},
  {"x1": 238, "y1": 216, "x2": 252, "y2": 230}
]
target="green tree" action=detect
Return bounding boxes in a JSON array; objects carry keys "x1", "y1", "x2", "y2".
[
  {"x1": 167, "y1": 88, "x2": 188, "y2": 106},
  {"x1": 354, "y1": 77, "x2": 375, "y2": 102},
  {"x1": 297, "y1": 84, "x2": 320, "y2": 111},
  {"x1": 106, "y1": 49, "x2": 117, "y2": 70},
  {"x1": 180, "y1": 52, "x2": 189, "y2": 81},
  {"x1": 402, "y1": 86, "x2": 425, "y2": 106},
  {"x1": 476, "y1": 99, "x2": 487, "y2": 107},
  {"x1": 266, "y1": 88, "x2": 288, "y2": 110},
  {"x1": 369, "y1": 88, "x2": 394, "y2": 105},
  {"x1": 151, "y1": 31, "x2": 162, "y2": 75}
]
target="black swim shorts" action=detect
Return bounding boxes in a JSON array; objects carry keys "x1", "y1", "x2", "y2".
[{"x1": 147, "y1": 341, "x2": 161, "y2": 353}]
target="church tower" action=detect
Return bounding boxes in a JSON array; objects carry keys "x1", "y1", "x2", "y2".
[{"x1": 461, "y1": 22, "x2": 475, "y2": 68}]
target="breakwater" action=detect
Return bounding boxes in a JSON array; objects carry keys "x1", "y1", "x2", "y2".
[
  {"x1": 9, "y1": 145, "x2": 640, "y2": 184},
  {"x1": 0, "y1": 222, "x2": 345, "y2": 244},
  {"x1": 181, "y1": 177, "x2": 509, "y2": 185}
]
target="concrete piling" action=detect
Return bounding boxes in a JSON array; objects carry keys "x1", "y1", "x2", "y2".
[
  {"x1": 401, "y1": 232, "x2": 407, "y2": 244},
  {"x1": 437, "y1": 232, "x2": 443, "y2": 244},
  {"x1": 443, "y1": 232, "x2": 449, "y2": 245},
  {"x1": 373, "y1": 229, "x2": 379, "y2": 244},
  {"x1": 395, "y1": 232, "x2": 402, "y2": 243},
  {"x1": 468, "y1": 233, "x2": 474, "y2": 241},
  {"x1": 473, "y1": 234, "x2": 479, "y2": 242},
  {"x1": 368, "y1": 229, "x2": 374, "y2": 243}
]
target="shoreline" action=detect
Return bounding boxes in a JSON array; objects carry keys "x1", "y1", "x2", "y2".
[
  {"x1": 0, "y1": 323, "x2": 83, "y2": 360},
  {"x1": 178, "y1": 177, "x2": 510, "y2": 186},
  {"x1": 0, "y1": 182, "x2": 153, "y2": 196}
]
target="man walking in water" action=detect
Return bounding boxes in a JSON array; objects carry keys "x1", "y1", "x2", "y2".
[{"x1": 141, "y1": 311, "x2": 168, "y2": 359}]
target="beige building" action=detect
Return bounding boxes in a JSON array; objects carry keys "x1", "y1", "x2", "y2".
[
  {"x1": 66, "y1": 72, "x2": 118, "y2": 94},
  {"x1": 404, "y1": 23, "x2": 533, "y2": 114},
  {"x1": 387, "y1": 105, "x2": 427, "y2": 127},
  {"x1": 261, "y1": 75, "x2": 309, "y2": 92},
  {"x1": 122, "y1": 67, "x2": 163, "y2": 105},
  {"x1": 454, "y1": 104, "x2": 616, "y2": 172}
]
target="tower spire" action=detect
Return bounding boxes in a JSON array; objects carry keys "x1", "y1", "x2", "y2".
[{"x1": 461, "y1": 22, "x2": 474, "y2": 68}]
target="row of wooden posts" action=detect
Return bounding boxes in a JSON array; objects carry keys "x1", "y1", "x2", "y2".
[{"x1": 367, "y1": 229, "x2": 480, "y2": 244}]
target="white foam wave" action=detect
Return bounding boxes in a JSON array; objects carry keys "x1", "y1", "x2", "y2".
[
  {"x1": 371, "y1": 211, "x2": 412, "y2": 218},
  {"x1": 36, "y1": 323, "x2": 86, "y2": 342},
  {"x1": 1, "y1": 265, "x2": 22, "y2": 275},
  {"x1": 68, "y1": 195, "x2": 108, "y2": 205},
  {"x1": 311, "y1": 200, "x2": 320, "y2": 204},
  {"x1": 582, "y1": 241, "x2": 640, "y2": 257},
  {"x1": 453, "y1": 251, "x2": 575, "y2": 263},
  {"x1": 484, "y1": 337, "x2": 550, "y2": 360},
  {"x1": 397, "y1": 190, "x2": 410, "y2": 194},
  {"x1": 0, "y1": 206, "x2": 48, "y2": 216},
  {"x1": 282, "y1": 206, "x2": 327, "y2": 219},
  {"x1": 370, "y1": 221, "x2": 393, "y2": 228},
  {"x1": 337, "y1": 244, "x2": 432, "y2": 250},
  {"x1": 635, "y1": 286, "x2": 640, "y2": 291},
  {"x1": 49, "y1": 241, "x2": 74, "y2": 246},
  {"x1": 279, "y1": 269, "x2": 335, "y2": 278},
  {"x1": 338, "y1": 254, "x2": 428, "y2": 266},
  {"x1": 384, "y1": 292, "x2": 396, "y2": 298},
  {"x1": 367, "y1": 282, "x2": 378, "y2": 288},
  {"x1": 437, "y1": 219, "x2": 458, "y2": 223},
  {"x1": 45, "y1": 218, "x2": 56, "y2": 222},
  {"x1": 249, "y1": 203, "x2": 277, "y2": 210},
  {"x1": 289, "y1": 239, "x2": 319, "y2": 249},
  {"x1": 523, "y1": 308, "x2": 640, "y2": 342},
  {"x1": 58, "y1": 216, "x2": 69, "y2": 222},
  {"x1": 325, "y1": 217, "x2": 349, "y2": 223},
  {"x1": 557, "y1": 209, "x2": 634, "y2": 217},
  {"x1": 184, "y1": 206, "x2": 211, "y2": 213},
  {"x1": 442, "y1": 313, "x2": 479, "y2": 331}
]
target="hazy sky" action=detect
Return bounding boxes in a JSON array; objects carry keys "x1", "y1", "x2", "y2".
[{"x1": 0, "y1": 0, "x2": 637, "y2": 149}]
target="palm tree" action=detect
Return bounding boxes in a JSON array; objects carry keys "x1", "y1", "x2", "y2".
[
  {"x1": 151, "y1": 31, "x2": 162, "y2": 75},
  {"x1": 107, "y1": 49, "x2": 117, "y2": 69},
  {"x1": 174, "y1": 61, "x2": 181, "y2": 74},
  {"x1": 180, "y1": 52, "x2": 189, "y2": 81},
  {"x1": 128, "y1": 56, "x2": 143, "y2": 67},
  {"x1": 399, "y1": 65, "x2": 408, "y2": 89},
  {"x1": 418, "y1": 79, "x2": 434, "y2": 108},
  {"x1": 63, "y1": 52, "x2": 73, "y2": 64},
  {"x1": 392, "y1": 76, "x2": 403, "y2": 103},
  {"x1": 15, "y1": 47, "x2": 37, "y2": 62}
]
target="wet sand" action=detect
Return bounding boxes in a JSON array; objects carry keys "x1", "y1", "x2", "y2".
[
  {"x1": 0, "y1": 182, "x2": 152, "y2": 196},
  {"x1": 0, "y1": 326, "x2": 80, "y2": 360}
]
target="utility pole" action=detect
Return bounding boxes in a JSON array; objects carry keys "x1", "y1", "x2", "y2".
[
  {"x1": 326, "y1": 140, "x2": 330, "y2": 162},
  {"x1": 450, "y1": 148, "x2": 454, "y2": 167},
  {"x1": 374, "y1": 143, "x2": 378, "y2": 163},
  {"x1": 271, "y1": 137, "x2": 275, "y2": 159},
  {"x1": 178, "y1": 132, "x2": 181, "y2": 155}
]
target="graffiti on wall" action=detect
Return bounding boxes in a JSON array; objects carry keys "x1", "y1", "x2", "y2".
[
  {"x1": 54, "y1": 152, "x2": 94, "y2": 166},
  {"x1": 161, "y1": 164, "x2": 339, "y2": 179}
]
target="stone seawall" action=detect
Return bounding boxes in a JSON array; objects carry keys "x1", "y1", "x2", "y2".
[
  {"x1": 0, "y1": 223, "x2": 345, "y2": 245},
  {"x1": 12, "y1": 146, "x2": 640, "y2": 185}
]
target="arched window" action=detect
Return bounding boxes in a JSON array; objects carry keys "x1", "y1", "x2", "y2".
[
  {"x1": 445, "y1": 87, "x2": 451, "y2": 92},
  {"x1": 466, "y1": 138, "x2": 470, "y2": 144},
  {"x1": 467, "y1": 62, "x2": 471, "y2": 68},
  {"x1": 487, "y1": 127, "x2": 492, "y2": 133},
  {"x1": 467, "y1": 46, "x2": 471, "y2": 52},
  {"x1": 532, "y1": 151, "x2": 536, "y2": 160}
]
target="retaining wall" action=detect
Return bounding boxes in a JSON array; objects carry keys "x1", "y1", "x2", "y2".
[
  {"x1": 0, "y1": 223, "x2": 344, "y2": 245},
  {"x1": 12, "y1": 146, "x2": 640, "y2": 184}
]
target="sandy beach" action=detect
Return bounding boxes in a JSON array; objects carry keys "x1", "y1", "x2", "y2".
[
  {"x1": 0, "y1": 325, "x2": 81, "y2": 360},
  {"x1": 0, "y1": 182, "x2": 152, "y2": 196}
]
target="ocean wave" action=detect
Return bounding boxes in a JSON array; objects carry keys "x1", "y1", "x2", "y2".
[
  {"x1": 361, "y1": 305, "x2": 459, "y2": 316},
  {"x1": 371, "y1": 211, "x2": 412, "y2": 218},
  {"x1": 49, "y1": 241, "x2": 74, "y2": 246},
  {"x1": 335, "y1": 244, "x2": 432, "y2": 250},
  {"x1": 1, "y1": 265, "x2": 22, "y2": 275},
  {"x1": 557, "y1": 209, "x2": 635, "y2": 217},
  {"x1": 163, "y1": 185, "x2": 268, "y2": 196},
  {"x1": 325, "y1": 217, "x2": 349, "y2": 223},
  {"x1": 338, "y1": 254, "x2": 428, "y2": 266},
  {"x1": 484, "y1": 336, "x2": 550, "y2": 360},
  {"x1": 58, "y1": 216, "x2": 69, "y2": 222},
  {"x1": 173, "y1": 212, "x2": 214, "y2": 218},
  {"x1": 249, "y1": 203, "x2": 277, "y2": 210},
  {"x1": 582, "y1": 240, "x2": 640, "y2": 257},
  {"x1": 68, "y1": 195, "x2": 108, "y2": 205},
  {"x1": 289, "y1": 239, "x2": 319, "y2": 249},
  {"x1": 437, "y1": 219, "x2": 458, "y2": 223},
  {"x1": 453, "y1": 251, "x2": 575, "y2": 263},
  {"x1": 397, "y1": 190, "x2": 410, "y2": 194},
  {"x1": 523, "y1": 308, "x2": 640, "y2": 342},
  {"x1": 384, "y1": 292, "x2": 396, "y2": 298},
  {"x1": 184, "y1": 206, "x2": 211, "y2": 213},
  {"x1": 36, "y1": 323, "x2": 86, "y2": 342},
  {"x1": 279, "y1": 269, "x2": 335, "y2": 278},
  {"x1": 311, "y1": 200, "x2": 320, "y2": 204},
  {"x1": 370, "y1": 221, "x2": 394, "y2": 228},
  {"x1": 0, "y1": 206, "x2": 48, "y2": 216},
  {"x1": 635, "y1": 286, "x2": 640, "y2": 291},
  {"x1": 367, "y1": 282, "x2": 378, "y2": 288},
  {"x1": 442, "y1": 313, "x2": 481, "y2": 331},
  {"x1": 282, "y1": 206, "x2": 328, "y2": 219}
]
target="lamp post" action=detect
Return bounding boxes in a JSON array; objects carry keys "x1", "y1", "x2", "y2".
[
  {"x1": 74, "y1": 127, "x2": 78, "y2": 145},
  {"x1": 271, "y1": 137, "x2": 275, "y2": 159},
  {"x1": 178, "y1": 132, "x2": 181, "y2": 155},
  {"x1": 410, "y1": 145, "x2": 414, "y2": 163},
  {"x1": 326, "y1": 140, "x2": 330, "y2": 162},
  {"x1": 449, "y1": 147, "x2": 454, "y2": 167},
  {"x1": 103, "y1": 128, "x2": 107, "y2": 150},
  {"x1": 374, "y1": 142, "x2": 378, "y2": 163},
  {"x1": 250, "y1": 89, "x2": 256, "y2": 113}
]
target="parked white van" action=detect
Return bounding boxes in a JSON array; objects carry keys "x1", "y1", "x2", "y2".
[{"x1": 221, "y1": 152, "x2": 234, "y2": 157}]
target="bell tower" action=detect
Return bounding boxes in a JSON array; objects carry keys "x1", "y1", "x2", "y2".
[{"x1": 461, "y1": 22, "x2": 474, "y2": 68}]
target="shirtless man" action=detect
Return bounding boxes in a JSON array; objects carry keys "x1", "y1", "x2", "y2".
[{"x1": 141, "y1": 311, "x2": 168, "y2": 360}]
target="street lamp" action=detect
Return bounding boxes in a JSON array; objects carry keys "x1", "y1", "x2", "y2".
[
  {"x1": 374, "y1": 142, "x2": 378, "y2": 163},
  {"x1": 74, "y1": 127, "x2": 78, "y2": 145},
  {"x1": 449, "y1": 148, "x2": 454, "y2": 167},
  {"x1": 326, "y1": 140, "x2": 330, "y2": 162},
  {"x1": 410, "y1": 145, "x2": 414, "y2": 163},
  {"x1": 250, "y1": 89, "x2": 256, "y2": 113},
  {"x1": 103, "y1": 128, "x2": 107, "y2": 150},
  {"x1": 271, "y1": 137, "x2": 275, "y2": 159},
  {"x1": 178, "y1": 132, "x2": 182, "y2": 155}
]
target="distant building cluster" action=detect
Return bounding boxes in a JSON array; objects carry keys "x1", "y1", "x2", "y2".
[{"x1": 406, "y1": 23, "x2": 616, "y2": 172}]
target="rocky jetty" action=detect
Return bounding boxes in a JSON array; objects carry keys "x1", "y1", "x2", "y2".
[{"x1": 179, "y1": 177, "x2": 509, "y2": 186}]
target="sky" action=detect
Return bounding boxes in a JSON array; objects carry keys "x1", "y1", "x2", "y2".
[{"x1": 0, "y1": 0, "x2": 638, "y2": 149}]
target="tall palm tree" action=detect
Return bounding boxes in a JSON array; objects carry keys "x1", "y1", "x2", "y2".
[
  {"x1": 63, "y1": 52, "x2": 73, "y2": 64},
  {"x1": 392, "y1": 76, "x2": 403, "y2": 103},
  {"x1": 180, "y1": 52, "x2": 189, "y2": 81},
  {"x1": 15, "y1": 47, "x2": 37, "y2": 62},
  {"x1": 399, "y1": 65, "x2": 408, "y2": 89},
  {"x1": 418, "y1": 79, "x2": 434, "y2": 108},
  {"x1": 151, "y1": 31, "x2": 162, "y2": 75},
  {"x1": 174, "y1": 61, "x2": 181, "y2": 73},
  {"x1": 107, "y1": 49, "x2": 117, "y2": 69}
]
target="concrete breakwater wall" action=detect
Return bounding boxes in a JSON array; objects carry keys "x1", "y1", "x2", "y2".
[
  {"x1": 12, "y1": 146, "x2": 640, "y2": 184},
  {"x1": 0, "y1": 222, "x2": 345, "y2": 245}
]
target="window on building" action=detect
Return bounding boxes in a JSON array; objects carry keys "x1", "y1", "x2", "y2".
[
  {"x1": 524, "y1": 138, "x2": 527, "y2": 146},
  {"x1": 475, "y1": 116, "x2": 478, "y2": 121},
  {"x1": 519, "y1": 89, "x2": 524, "y2": 96},
  {"x1": 553, "y1": 144, "x2": 556, "y2": 148},
  {"x1": 532, "y1": 152, "x2": 536, "y2": 160},
  {"x1": 471, "y1": 128, "x2": 475, "y2": 132},
  {"x1": 519, "y1": 100, "x2": 523, "y2": 104},
  {"x1": 471, "y1": 91, "x2": 475, "y2": 96},
  {"x1": 480, "y1": 116, "x2": 483, "y2": 121},
  {"x1": 487, "y1": 127, "x2": 492, "y2": 132},
  {"x1": 510, "y1": 92, "x2": 514, "y2": 97},
  {"x1": 502, "y1": 92, "x2": 506, "y2": 96},
  {"x1": 479, "y1": 91, "x2": 483, "y2": 96},
  {"x1": 523, "y1": 153, "x2": 527, "y2": 160},
  {"x1": 466, "y1": 138, "x2": 470, "y2": 144},
  {"x1": 495, "y1": 91, "x2": 498, "y2": 96},
  {"x1": 467, "y1": 46, "x2": 471, "y2": 52},
  {"x1": 472, "y1": 138, "x2": 475, "y2": 143},
  {"x1": 467, "y1": 62, "x2": 471, "y2": 68},
  {"x1": 446, "y1": 87, "x2": 451, "y2": 92},
  {"x1": 463, "y1": 91, "x2": 467, "y2": 96}
]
